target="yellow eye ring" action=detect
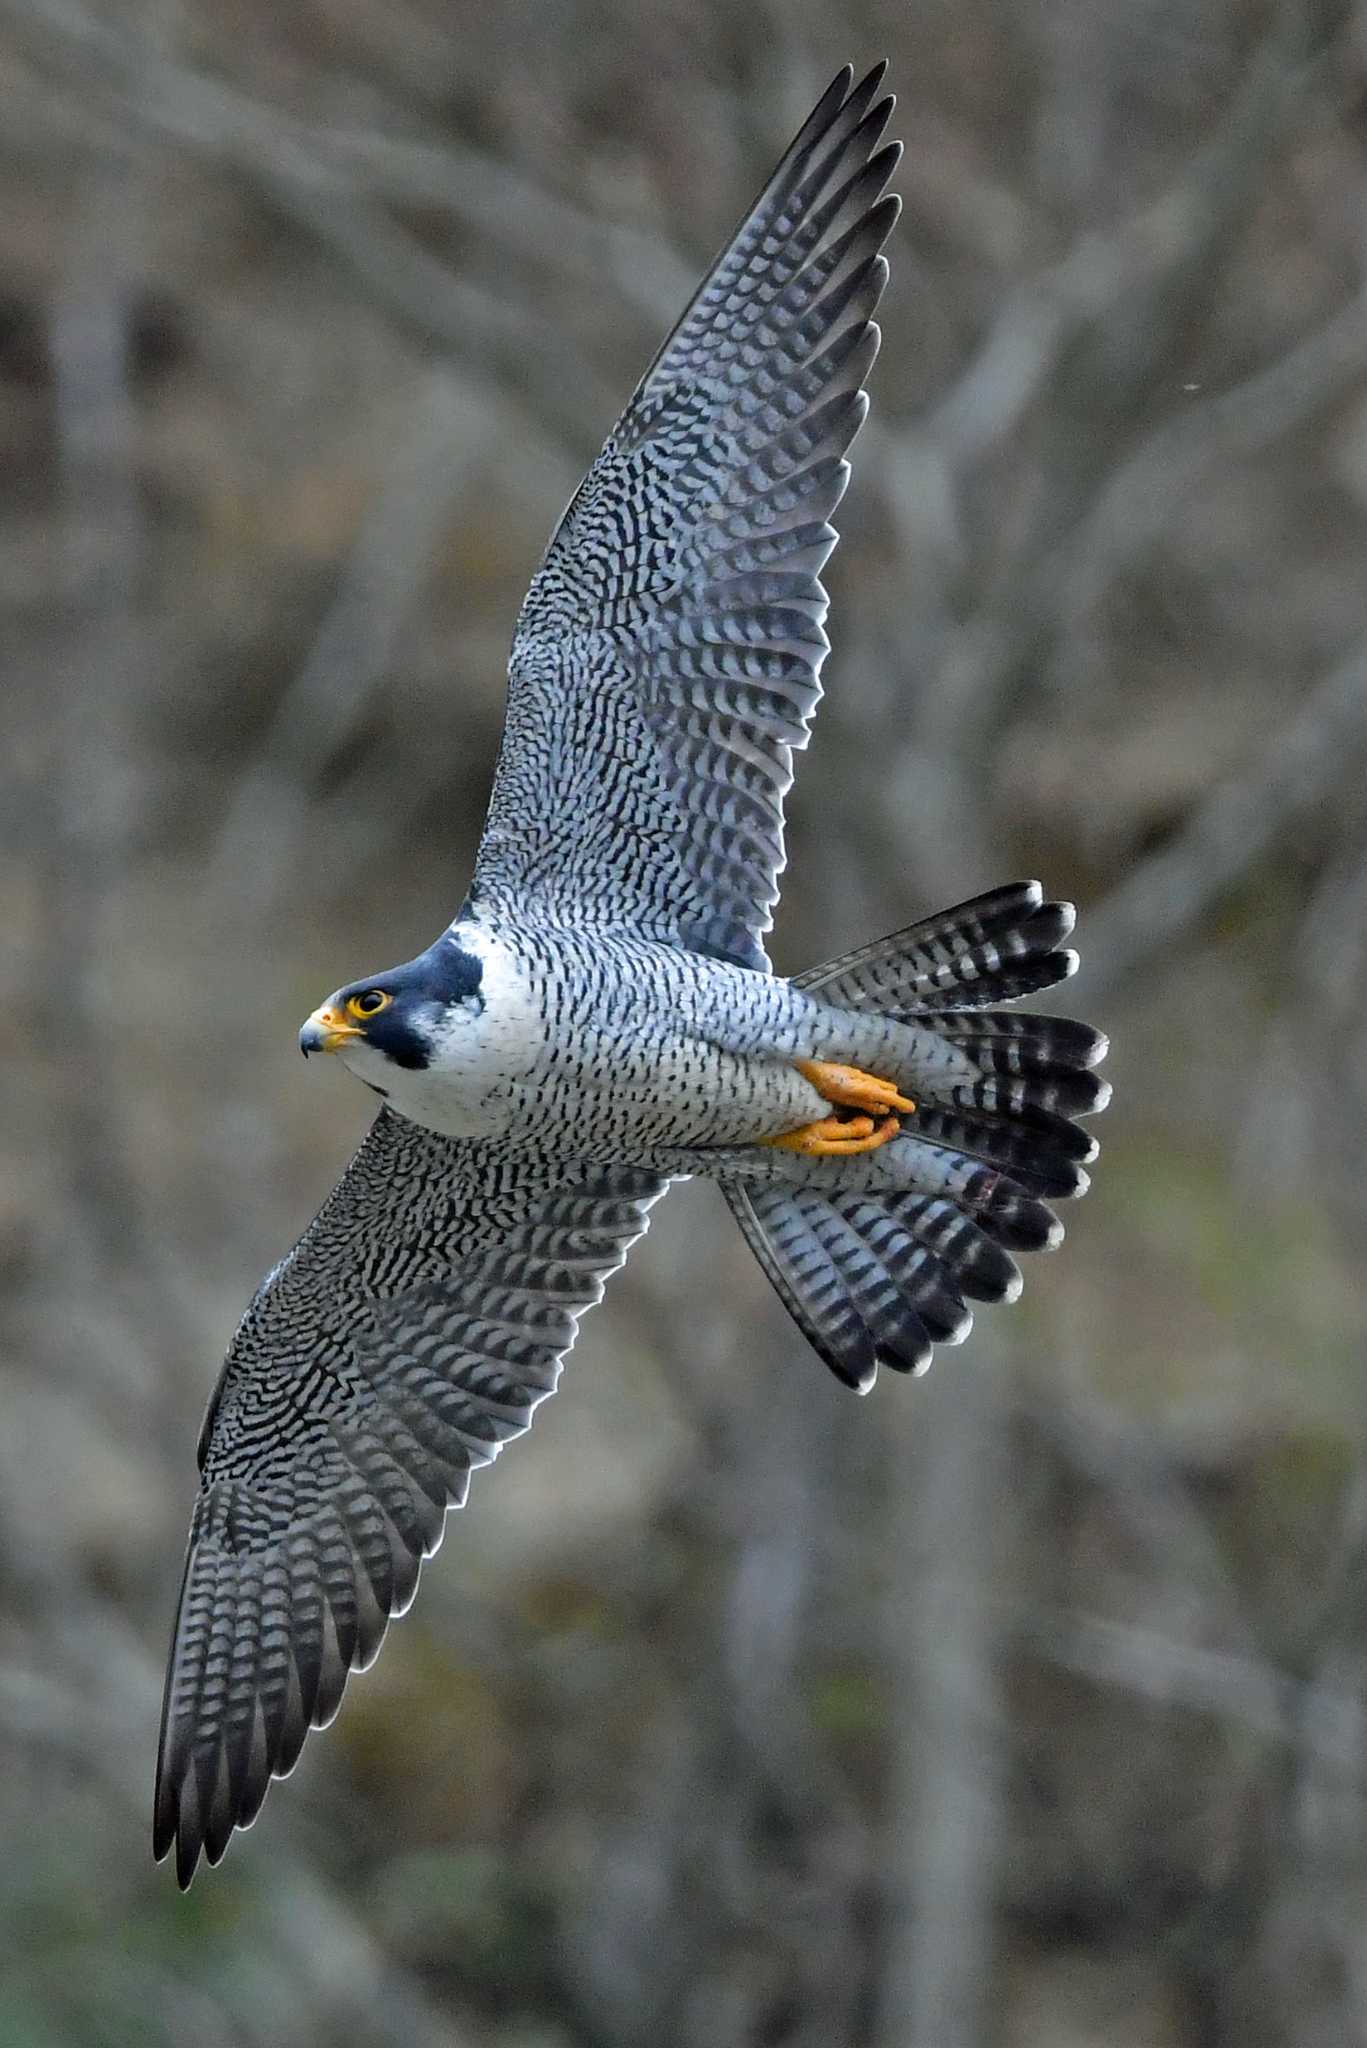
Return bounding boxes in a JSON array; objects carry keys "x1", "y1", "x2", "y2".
[{"x1": 346, "y1": 989, "x2": 391, "y2": 1020}]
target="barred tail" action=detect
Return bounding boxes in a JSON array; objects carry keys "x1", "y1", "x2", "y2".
[{"x1": 721, "y1": 882, "x2": 1108, "y2": 1392}]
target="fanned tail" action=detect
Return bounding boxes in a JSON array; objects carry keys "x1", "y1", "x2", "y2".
[
  {"x1": 722, "y1": 882, "x2": 1107, "y2": 1391},
  {"x1": 794, "y1": 879, "x2": 1084, "y2": 1013}
]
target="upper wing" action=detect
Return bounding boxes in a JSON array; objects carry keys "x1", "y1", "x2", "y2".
[
  {"x1": 154, "y1": 1111, "x2": 667, "y2": 1886},
  {"x1": 474, "y1": 65, "x2": 900, "y2": 970}
]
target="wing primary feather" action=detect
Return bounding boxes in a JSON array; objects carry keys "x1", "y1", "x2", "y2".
[
  {"x1": 154, "y1": 1123, "x2": 667, "y2": 1885},
  {"x1": 480, "y1": 66, "x2": 901, "y2": 960}
]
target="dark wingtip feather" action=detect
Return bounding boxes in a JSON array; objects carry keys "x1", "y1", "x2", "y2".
[
  {"x1": 803, "y1": 68, "x2": 855, "y2": 151},
  {"x1": 834, "y1": 1349, "x2": 879, "y2": 1395},
  {"x1": 151, "y1": 1762, "x2": 176, "y2": 1866},
  {"x1": 875, "y1": 1323, "x2": 933, "y2": 1377},
  {"x1": 174, "y1": 1793, "x2": 201, "y2": 1891}
]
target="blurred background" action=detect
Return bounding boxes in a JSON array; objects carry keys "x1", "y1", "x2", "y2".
[{"x1": 4, "y1": 0, "x2": 1367, "y2": 2042}]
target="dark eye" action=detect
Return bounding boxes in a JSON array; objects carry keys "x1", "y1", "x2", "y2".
[{"x1": 346, "y1": 989, "x2": 391, "y2": 1020}]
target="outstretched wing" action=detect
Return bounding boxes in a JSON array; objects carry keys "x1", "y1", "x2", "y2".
[
  {"x1": 155, "y1": 1111, "x2": 667, "y2": 1887},
  {"x1": 474, "y1": 64, "x2": 900, "y2": 970}
]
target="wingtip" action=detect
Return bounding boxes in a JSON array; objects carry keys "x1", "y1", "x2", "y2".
[
  {"x1": 152, "y1": 1763, "x2": 177, "y2": 1866},
  {"x1": 830, "y1": 1344, "x2": 878, "y2": 1395},
  {"x1": 175, "y1": 1826, "x2": 202, "y2": 1892},
  {"x1": 1049, "y1": 899, "x2": 1078, "y2": 943},
  {"x1": 156, "y1": 1767, "x2": 207, "y2": 1889},
  {"x1": 806, "y1": 65, "x2": 856, "y2": 140}
]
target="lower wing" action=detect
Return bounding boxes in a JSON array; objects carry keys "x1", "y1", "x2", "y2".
[{"x1": 155, "y1": 1109, "x2": 667, "y2": 1886}]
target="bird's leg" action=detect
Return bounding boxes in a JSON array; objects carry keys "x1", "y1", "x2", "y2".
[
  {"x1": 758, "y1": 1058, "x2": 915, "y2": 1157},
  {"x1": 793, "y1": 1058, "x2": 915, "y2": 1116},
  {"x1": 759, "y1": 1112, "x2": 899, "y2": 1157}
]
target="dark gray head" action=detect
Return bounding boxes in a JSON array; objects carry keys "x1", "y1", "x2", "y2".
[{"x1": 298, "y1": 934, "x2": 484, "y2": 1072}]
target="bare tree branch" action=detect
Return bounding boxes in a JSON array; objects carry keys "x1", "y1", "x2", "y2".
[
  {"x1": 207, "y1": 369, "x2": 492, "y2": 918},
  {"x1": 1080, "y1": 634, "x2": 1367, "y2": 998}
]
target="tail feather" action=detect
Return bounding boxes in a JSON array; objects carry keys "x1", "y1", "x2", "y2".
[
  {"x1": 906, "y1": 1105, "x2": 1092, "y2": 1196},
  {"x1": 861, "y1": 1134, "x2": 1070, "y2": 1248},
  {"x1": 921, "y1": 953, "x2": 1080, "y2": 1012},
  {"x1": 932, "y1": 1010, "x2": 1108, "y2": 1068},
  {"x1": 835, "y1": 1195, "x2": 974, "y2": 1345},
  {"x1": 794, "y1": 882, "x2": 1080, "y2": 1015},
  {"x1": 722, "y1": 881, "x2": 1105, "y2": 1391},
  {"x1": 789, "y1": 1192, "x2": 938, "y2": 1376},
  {"x1": 729, "y1": 1181, "x2": 879, "y2": 1391},
  {"x1": 938, "y1": 1066, "x2": 1110, "y2": 1122},
  {"x1": 877, "y1": 1193, "x2": 1022, "y2": 1304}
]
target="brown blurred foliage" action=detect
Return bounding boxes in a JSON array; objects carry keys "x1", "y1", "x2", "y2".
[{"x1": 4, "y1": 0, "x2": 1367, "y2": 2043}]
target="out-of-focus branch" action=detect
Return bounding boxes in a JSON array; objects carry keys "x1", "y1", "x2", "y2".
[
  {"x1": 9, "y1": 0, "x2": 660, "y2": 438},
  {"x1": 917, "y1": 8, "x2": 1316, "y2": 471},
  {"x1": 1052, "y1": 280, "x2": 1367, "y2": 656},
  {"x1": 1078, "y1": 633, "x2": 1367, "y2": 998},
  {"x1": 206, "y1": 369, "x2": 490, "y2": 918},
  {"x1": 912, "y1": 6, "x2": 1320, "y2": 717},
  {"x1": 41, "y1": 156, "x2": 203, "y2": 1427},
  {"x1": 49, "y1": 168, "x2": 141, "y2": 1210},
  {"x1": 314, "y1": 125, "x2": 696, "y2": 324},
  {"x1": 874, "y1": 10, "x2": 1324, "y2": 908},
  {"x1": 0, "y1": 1607, "x2": 473, "y2": 2048},
  {"x1": 1240, "y1": 802, "x2": 1367, "y2": 1212},
  {"x1": 1036, "y1": 1381, "x2": 1257, "y2": 1639},
  {"x1": 242, "y1": 170, "x2": 621, "y2": 441},
  {"x1": 874, "y1": 1334, "x2": 1006, "y2": 2048},
  {"x1": 1021, "y1": 1611, "x2": 1361, "y2": 1766}
]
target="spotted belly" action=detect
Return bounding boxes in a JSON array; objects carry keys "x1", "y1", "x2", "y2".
[
  {"x1": 373, "y1": 926, "x2": 828, "y2": 1154},
  {"x1": 506, "y1": 1022, "x2": 828, "y2": 1154}
]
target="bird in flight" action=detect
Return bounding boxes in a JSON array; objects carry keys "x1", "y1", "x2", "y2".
[{"x1": 156, "y1": 63, "x2": 1108, "y2": 1886}]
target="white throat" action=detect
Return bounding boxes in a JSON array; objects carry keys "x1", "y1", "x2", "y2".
[{"x1": 341, "y1": 926, "x2": 544, "y2": 1140}]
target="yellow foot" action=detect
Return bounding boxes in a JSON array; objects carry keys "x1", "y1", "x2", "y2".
[
  {"x1": 758, "y1": 1057, "x2": 915, "y2": 1156},
  {"x1": 759, "y1": 1112, "x2": 902, "y2": 1157},
  {"x1": 794, "y1": 1057, "x2": 915, "y2": 1116}
]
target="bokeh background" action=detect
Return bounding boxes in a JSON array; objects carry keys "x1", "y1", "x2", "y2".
[{"x1": 5, "y1": 0, "x2": 1367, "y2": 2042}]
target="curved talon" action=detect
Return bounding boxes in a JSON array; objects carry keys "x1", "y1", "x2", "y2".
[
  {"x1": 760, "y1": 1112, "x2": 901, "y2": 1157},
  {"x1": 758, "y1": 1054, "x2": 915, "y2": 1157},
  {"x1": 794, "y1": 1057, "x2": 915, "y2": 1116}
]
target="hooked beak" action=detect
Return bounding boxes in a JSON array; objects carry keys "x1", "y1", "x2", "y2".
[{"x1": 299, "y1": 1004, "x2": 363, "y2": 1057}]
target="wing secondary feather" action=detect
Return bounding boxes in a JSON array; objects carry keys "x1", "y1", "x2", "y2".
[{"x1": 475, "y1": 65, "x2": 901, "y2": 968}]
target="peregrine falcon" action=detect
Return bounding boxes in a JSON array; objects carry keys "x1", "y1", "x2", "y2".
[{"x1": 155, "y1": 63, "x2": 1108, "y2": 1885}]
